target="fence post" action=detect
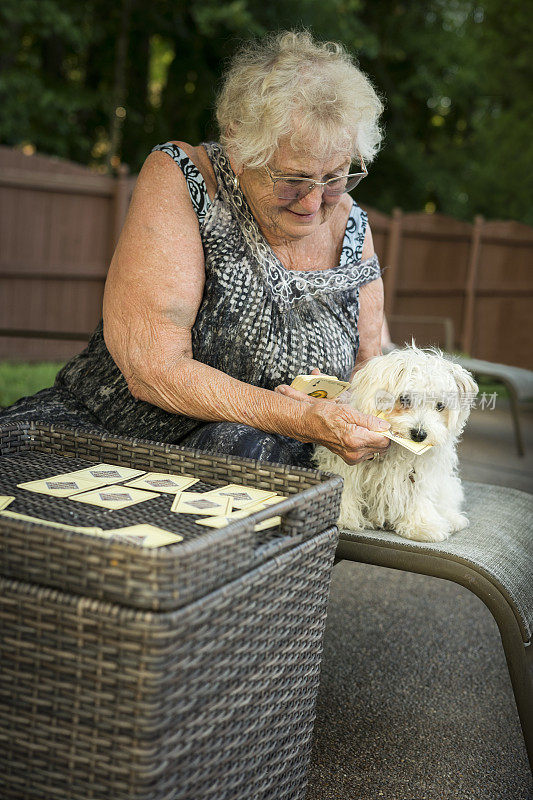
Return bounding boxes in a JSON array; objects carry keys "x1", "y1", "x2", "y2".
[
  {"x1": 461, "y1": 214, "x2": 484, "y2": 355},
  {"x1": 110, "y1": 163, "x2": 131, "y2": 258},
  {"x1": 384, "y1": 207, "x2": 402, "y2": 317}
]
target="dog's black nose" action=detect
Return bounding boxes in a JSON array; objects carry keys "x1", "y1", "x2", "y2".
[{"x1": 410, "y1": 428, "x2": 427, "y2": 442}]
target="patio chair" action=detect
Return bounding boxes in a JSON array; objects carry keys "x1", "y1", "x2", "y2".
[
  {"x1": 334, "y1": 480, "x2": 533, "y2": 773},
  {"x1": 452, "y1": 356, "x2": 533, "y2": 457}
]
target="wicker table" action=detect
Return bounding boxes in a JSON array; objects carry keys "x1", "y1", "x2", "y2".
[{"x1": 0, "y1": 423, "x2": 342, "y2": 800}]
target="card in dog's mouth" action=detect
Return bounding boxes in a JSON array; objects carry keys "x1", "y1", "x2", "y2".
[{"x1": 374, "y1": 412, "x2": 433, "y2": 455}]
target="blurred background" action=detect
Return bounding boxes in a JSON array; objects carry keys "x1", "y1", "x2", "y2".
[{"x1": 0, "y1": 0, "x2": 532, "y2": 403}]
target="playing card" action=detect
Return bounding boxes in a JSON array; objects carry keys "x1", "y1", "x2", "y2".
[
  {"x1": 0, "y1": 496, "x2": 15, "y2": 511},
  {"x1": 258, "y1": 495, "x2": 288, "y2": 506},
  {"x1": 63, "y1": 463, "x2": 146, "y2": 486},
  {"x1": 196, "y1": 507, "x2": 282, "y2": 531},
  {"x1": 290, "y1": 374, "x2": 351, "y2": 400},
  {"x1": 17, "y1": 477, "x2": 101, "y2": 497},
  {"x1": 196, "y1": 503, "x2": 260, "y2": 528},
  {"x1": 195, "y1": 516, "x2": 240, "y2": 529},
  {"x1": 195, "y1": 498, "x2": 284, "y2": 531},
  {"x1": 382, "y1": 429, "x2": 432, "y2": 454},
  {"x1": 123, "y1": 472, "x2": 199, "y2": 494},
  {"x1": 171, "y1": 492, "x2": 232, "y2": 516},
  {"x1": 105, "y1": 524, "x2": 184, "y2": 548},
  {"x1": 202, "y1": 484, "x2": 279, "y2": 509},
  {"x1": 374, "y1": 412, "x2": 433, "y2": 455},
  {"x1": 69, "y1": 486, "x2": 160, "y2": 510},
  {"x1": 0, "y1": 509, "x2": 107, "y2": 536},
  {"x1": 230, "y1": 499, "x2": 284, "y2": 531},
  {"x1": 389, "y1": 435, "x2": 432, "y2": 454},
  {"x1": 252, "y1": 515, "x2": 282, "y2": 532}
]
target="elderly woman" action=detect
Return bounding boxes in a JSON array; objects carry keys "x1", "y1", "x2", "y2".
[{"x1": 0, "y1": 30, "x2": 390, "y2": 466}]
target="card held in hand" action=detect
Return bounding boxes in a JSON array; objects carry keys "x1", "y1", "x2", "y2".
[{"x1": 290, "y1": 374, "x2": 351, "y2": 400}]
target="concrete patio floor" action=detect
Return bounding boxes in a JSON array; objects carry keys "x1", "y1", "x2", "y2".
[{"x1": 306, "y1": 399, "x2": 533, "y2": 800}]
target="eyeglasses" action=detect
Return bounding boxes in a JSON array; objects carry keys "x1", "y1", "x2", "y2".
[{"x1": 264, "y1": 156, "x2": 367, "y2": 201}]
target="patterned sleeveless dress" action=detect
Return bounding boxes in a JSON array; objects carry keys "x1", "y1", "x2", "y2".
[{"x1": 0, "y1": 142, "x2": 381, "y2": 466}]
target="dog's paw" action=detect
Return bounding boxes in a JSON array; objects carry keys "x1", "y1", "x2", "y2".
[
  {"x1": 446, "y1": 513, "x2": 469, "y2": 533},
  {"x1": 396, "y1": 519, "x2": 450, "y2": 543},
  {"x1": 337, "y1": 508, "x2": 368, "y2": 531}
]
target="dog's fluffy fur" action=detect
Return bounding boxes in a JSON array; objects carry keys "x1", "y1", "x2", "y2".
[{"x1": 314, "y1": 346, "x2": 478, "y2": 542}]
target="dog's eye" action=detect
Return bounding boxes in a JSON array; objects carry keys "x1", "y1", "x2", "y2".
[
  {"x1": 435, "y1": 401, "x2": 446, "y2": 412},
  {"x1": 399, "y1": 395, "x2": 411, "y2": 409}
]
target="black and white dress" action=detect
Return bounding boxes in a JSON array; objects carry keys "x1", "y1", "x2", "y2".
[{"x1": 0, "y1": 142, "x2": 381, "y2": 466}]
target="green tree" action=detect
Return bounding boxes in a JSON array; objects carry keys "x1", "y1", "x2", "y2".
[
  {"x1": 0, "y1": 0, "x2": 107, "y2": 163},
  {"x1": 1, "y1": 0, "x2": 531, "y2": 224}
]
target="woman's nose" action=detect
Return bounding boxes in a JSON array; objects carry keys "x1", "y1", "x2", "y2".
[{"x1": 295, "y1": 185, "x2": 324, "y2": 212}]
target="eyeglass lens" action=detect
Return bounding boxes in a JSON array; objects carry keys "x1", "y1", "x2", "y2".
[{"x1": 273, "y1": 173, "x2": 366, "y2": 200}]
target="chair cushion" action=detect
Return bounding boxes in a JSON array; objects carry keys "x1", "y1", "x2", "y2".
[{"x1": 339, "y1": 482, "x2": 533, "y2": 642}]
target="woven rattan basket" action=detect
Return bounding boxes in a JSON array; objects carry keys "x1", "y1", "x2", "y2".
[
  {"x1": 0, "y1": 422, "x2": 341, "y2": 799},
  {"x1": 0, "y1": 422, "x2": 343, "y2": 610},
  {"x1": 0, "y1": 528, "x2": 338, "y2": 800}
]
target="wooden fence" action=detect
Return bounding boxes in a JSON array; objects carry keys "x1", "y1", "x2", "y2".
[
  {"x1": 0, "y1": 145, "x2": 134, "y2": 361},
  {"x1": 1, "y1": 146, "x2": 532, "y2": 368},
  {"x1": 381, "y1": 210, "x2": 533, "y2": 368}
]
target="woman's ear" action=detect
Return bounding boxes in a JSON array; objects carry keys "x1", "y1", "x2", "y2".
[{"x1": 226, "y1": 142, "x2": 244, "y2": 177}]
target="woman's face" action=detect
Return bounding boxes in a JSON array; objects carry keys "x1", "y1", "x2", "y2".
[{"x1": 235, "y1": 139, "x2": 352, "y2": 246}]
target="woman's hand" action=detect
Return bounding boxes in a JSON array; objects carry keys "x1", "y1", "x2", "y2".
[{"x1": 275, "y1": 374, "x2": 390, "y2": 465}]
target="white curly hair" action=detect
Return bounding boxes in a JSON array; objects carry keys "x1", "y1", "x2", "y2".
[{"x1": 216, "y1": 30, "x2": 384, "y2": 170}]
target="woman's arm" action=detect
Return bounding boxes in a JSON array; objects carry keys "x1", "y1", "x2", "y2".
[
  {"x1": 352, "y1": 223, "x2": 384, "y2": 373},
  {"x1": 104, "y1": 147, "x2": 301, "y2": 435}
]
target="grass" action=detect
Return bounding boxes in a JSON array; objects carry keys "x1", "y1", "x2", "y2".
[
  {"x1": 471, "y1": 375, "x2": 509, "y2": 399},
  {"x1": 0, "y1": 360, "x2": 508, "y2": 410},
  {"x1": 0, "y1": 361, "x2": 65, "y2": 408}
]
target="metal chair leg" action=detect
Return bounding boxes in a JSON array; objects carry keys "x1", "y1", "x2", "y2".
[{"x1": 504, "y1": 382, "x2": 526, "y2": 457}]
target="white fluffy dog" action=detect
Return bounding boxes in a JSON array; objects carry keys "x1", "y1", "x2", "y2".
[{"x1": 314, "y1": 346, "x2": 478, "y2": 542}]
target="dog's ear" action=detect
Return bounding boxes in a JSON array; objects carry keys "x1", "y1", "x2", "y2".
[
  {"x1": 451, "y1": 362, "x2": 478, "y2": 398},
  {"x1": 350, "y1": 355, "x2": 386, "y2": 412},
  {"x1": 448, "y1": 361, "x2": 478, "y2": 431}
]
